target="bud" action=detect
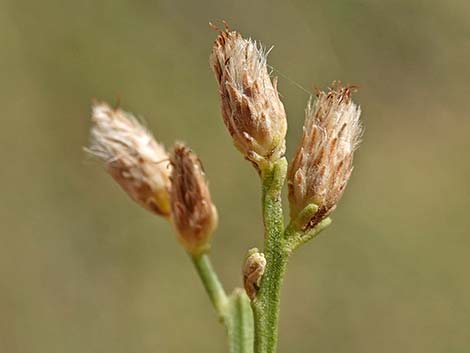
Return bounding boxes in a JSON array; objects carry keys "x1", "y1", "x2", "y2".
[
  {"x1": 210, "y1": 25, "x2": 287, "y2": 169},
  {"x1": 287, "y1": 85, "x2": 362, "y2": 229},
  {"x1": 87, "y1": 102, "x2": 171, "y2": 217},
  {"x1": 169, "y1": 143, "x2": 218, "y2": 255},
  {"x1": 242, "y1": 248, "x2": 266, "y2": 300}
]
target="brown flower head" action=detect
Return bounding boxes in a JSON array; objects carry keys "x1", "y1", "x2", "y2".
[
  {"x1": 87, "y1": 102, "x2": 171, "y2": 217},
  {"x1": 210, "y1": 25, "x2": 287, "y2": 169},
  {"x1": 170, "y1": 143, "x2": 218, "y2": 255},
  {"x1": 287, "y1": 84, "x2": 362, "y2": 229}
]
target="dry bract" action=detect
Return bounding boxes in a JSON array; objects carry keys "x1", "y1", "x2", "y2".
[
  {"x1": 287, "y1": 85, "x2": 362, "y2": 229},
  {"x1": 170, "y1": 143, "x2": 218, "y2": 255},
  {"x1": 210, "y1": 27, "x2": 287, "y2": 169},
  {"x1": 87, "y1": 102, "x2": 172, "y2": 217}
]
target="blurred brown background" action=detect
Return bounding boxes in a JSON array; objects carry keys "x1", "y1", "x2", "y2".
[{"x1": 1, "y1": 0, "x2": 469, "y2": 352}]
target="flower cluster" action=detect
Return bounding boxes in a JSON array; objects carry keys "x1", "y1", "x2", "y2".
[
  {"x1": 88, "y1": 102, "x2": 217, "y2": 255},
  {"x1": 210, "y1": 27, "x2": 362, "y2": 230},
  {"x1": 87, "y1": 26, "x2": 363, "y2": 314}
]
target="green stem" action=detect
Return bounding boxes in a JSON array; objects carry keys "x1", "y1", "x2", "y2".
[
  {"x1": 192, "y1": 253, "x2": 254, "y2": 353},
  {"x1": 191, "y1": 253, "x2": 228, "y2": 319},
  {"x1": 252, "y1": 158, "x2": 288, "y2": 353}
]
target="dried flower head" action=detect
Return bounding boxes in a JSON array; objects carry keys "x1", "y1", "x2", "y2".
[
  {"x1": 287, "y1": 84, "x2": 362, "y2": 229},
  {"x1": 87, "y1": 102, "x2": 172, "y2": 217},
  {"x1": 170, "y1": 143, "x2": 218, "y2": 255},
  {"x1": 243, "y1": 248, "x2": 266, "y2": 300},
  {"x1": 210, "y1": 24, "x2": 287, "y2": 169}
]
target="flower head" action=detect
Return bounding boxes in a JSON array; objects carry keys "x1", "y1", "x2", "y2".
[
  {"x1": 287, "y1": 85, "x2": 362, "y2": 229},
  {"x1": 87, "y1": 102, "x2": 171, "y2": 217},
  {"x1": 170, "y1": 143, "x2": 218, "y2": 255},
  {"x1": 210, "y1": 25, "x2": 287, "y2": 169}
]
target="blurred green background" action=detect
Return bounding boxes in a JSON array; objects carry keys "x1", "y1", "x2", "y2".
[{"x1": 1, "y1": 0, "x2": 469, "y2": 352}]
